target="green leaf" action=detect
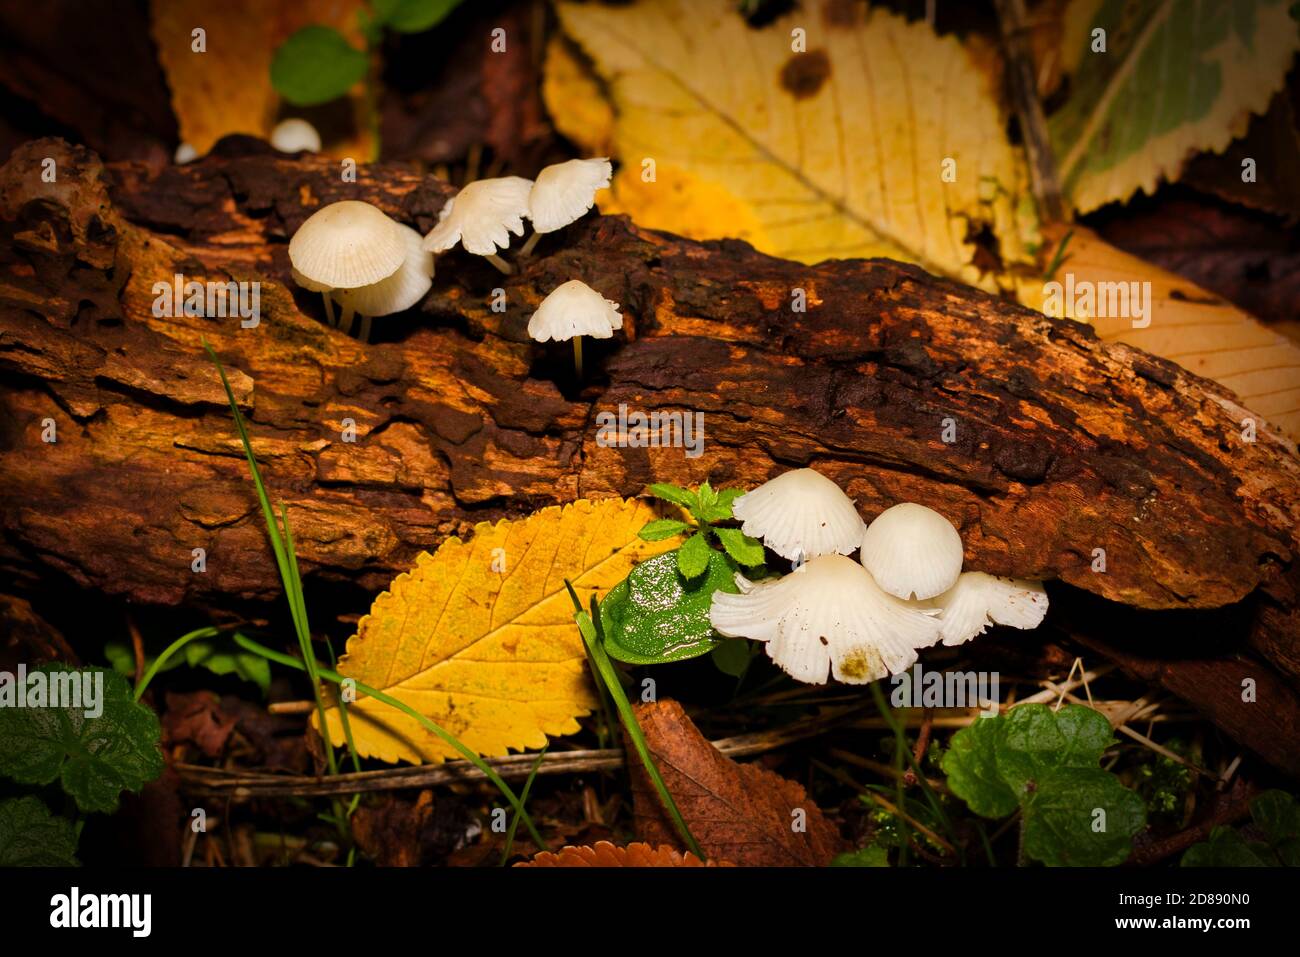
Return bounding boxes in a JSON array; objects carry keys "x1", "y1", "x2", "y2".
[
  {"x1": 831, "y1": 844, "x2": 890, "y2": 867},
  {"x1": 1250, "y1": 789, "x2": 1300, "y2": 844},
  {"x1": 996, "y1": 703, "x2": 1115, "y2": 800},
  {"x1": 715, "y1": 527, "x2": 766, "y2": 566},
  {"x1": 1049, "y1": 0, "x2": 1300, "y2": 213},
  {"x1": 0, "y1": 666, "x2": 164, "y2": 813},
  {"x1": 271, "y1": 26, "x2": 368, "y2": 107},
  {"x1": 1022, "y1": 767, "x2": 1147, "y2": 867},
  {"x1": 601, "y1": 550, "x2": 739, "y2": 664},
  {"x1": 0, "y1": 797, "x2": 79, "y2": 867},
  {"x1": 676, "y1": 531, "x2": 711, "y2": 579},
  {"x1": 647, "y1": 483, "x2": 697, "y2": 509},
  {"x1": 1182, "y1": 826, "x2": 1273, "y2": 867},
  {"x1": 372, "y1": 0, "x2": 464, "y2": 33},
  {"x1": 638, "y1": 518, "x2": 691, "y2": 542},
  {"x1": 710, "y1": 638, "x2": 754, "y2": 678},
  {"x1": 106, "y1": 638, "x2": 270, "y2": 695},
  {"x1": 941, "y1": 714, "x2": 1018, "y2": 819}
]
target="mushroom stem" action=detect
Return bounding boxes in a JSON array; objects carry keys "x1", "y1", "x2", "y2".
[
  {"x1": 519, "y1": 231, "x2": 542, "y2": 257},
  {"x1": 358, "y1": 314, "x2": 372, "y2": 343},
  {"x1": 340, "y1": 304, "x2": 355, "y2": 335},
  {"x1": 573, "y1": 335, "x2": 584, "y2": 380},
  {"x1": 321, "y1": 292, "x2": 336, "y2": 326},
  {"x1": 485, "y1": 253, "x2": 514, "y2": 275}
]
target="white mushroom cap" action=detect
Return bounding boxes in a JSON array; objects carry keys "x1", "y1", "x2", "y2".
[
  {"x1": 291, "y1": 267, "x2": 331, "y2": 292},
  {"x1": 332, "y1": 224, "x2": 433, "y2": 317},
  {"x1": 422, "y1": 176, "x2": 533, "y2": 255},
  {"x1": 527, "y1": 279, "x2": 623, "y2": 342},
  {"x1": 289, "y1": 201, "x2": 407, "y2": 290},
  {"x1": 859, "y1": 502, "x2": 964, "y2": 601},
  {"x1": 709, "y1": 555, "x2": 942, "y2": 685},
  {"x1": 528, "y1": 158, "x2": 612, "y2": 233},
  {"x1": 933, "y1": 572, "x2": 1048, "y2": 646},
  {"x1": 730, "y1": 468, "x2": 865, "y2": 562},
  {"x1": 270, "y1": 118, "x2": 322, "y2": 154},
  {"x1": 174, "y1": 142, "x2": 198, "y2": 164}
]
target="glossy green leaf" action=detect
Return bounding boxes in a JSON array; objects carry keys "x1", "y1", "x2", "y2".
[
  {"x1": 710, "y1": 638, "x2": 754, "y2": 678},
  {"x1": 1022, "y1": 767, "x2": 1147, "y2": 867},
  {"x1": 271, "y1": 26, "x2": 368, "y2": 106},
  {"x1": 601, "y1": 550, "x2": 739, "y2": 664},
  {"x1": 941, "y1": 714, "x2": 1017, "y2": 819},
  {"x1": 638, "y1": 518, "x2": 691, "y2": 542},
  {"x1": 0, "y1": 797, "x2": 79, "y2": 867},
  {"x1": 0, "y1": 666, "x2": 164, "y2": 813},
  {"x1": 676, "y1": 531, "x2": 711, "y2": 579},
  {"x1": 715, "y1": 527, "x2": 765, "y2": 566}
]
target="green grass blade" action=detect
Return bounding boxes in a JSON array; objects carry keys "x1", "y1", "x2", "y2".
[{"x1": 501, "y1": 746, "x2": 547, "y2": 866}]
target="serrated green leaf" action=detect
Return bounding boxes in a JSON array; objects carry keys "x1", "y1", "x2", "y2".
[
  {"x1": 996, "y1": 703, "x2": 1115, "y2": 799},
  {"x1": 715, "y1": 527, "x2": 766, "y2": 566},
  {"x1": 676, "y1": 532, "x2": 711, "y2": 579},
  {"x1": 942, "y1": 714, "x2": 1018, "y2": 819},
  {"x1": 0, "y1": 797, "x2": 79, "y2": 867},
  {"x1": 372, "y1": 0, "x2": 464, "y2": 33},
  {"x1": 647, "y1": 483, "x2": 697, "y2": 509},
  {"x1": 831, "y1": 844, "x2": 890, "y2": 867},
  {"x1": 638, "y1": 518, "x2": 691, "y2": 542},
  {"x1": 1022, "y1": 767, "x2": 1146, "y2": 866},
  {"x1": 710, "y1": 638, "x2": 754, "y2": 678},
  {"x1": 271, "y1": 26, "x2": 368, "y2": 107},
  {"x1": 601, "y1": 550, "x2": 738, "y2": 664},
  {"x1": 0, "y1": 666, "x2": 164, "y2": 813}
]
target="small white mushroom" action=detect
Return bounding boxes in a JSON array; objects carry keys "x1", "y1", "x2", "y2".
[
  {"x1": 270, "y1": 118, "x2": 322, "y2": 154},
  {"x1": 730, "y1": 468, "x2": 865, "y2": 562},
  {"x1": 332, "y1": 224, "x2": 434, "y2": 341},
  {"x1": 421, "y1": 176, "x2": 533, "y2": 274},
  {"x1": 289, "y1": 200, "x2": 407, "y2": 327},
  {"x1": 520, "y1": 157, "x2": 612, "y2": 255},
  {"x1": 931, "y1": 572, "x2": 1048, "y2": 646},
  {"x1": 174, "y1": 142, "x2": 199, "y2": 165},
  {"x1": 527, "y1": 279, "x2": 622, "y2": 379},
  {"x1": 859, "y1": 502, "x2": 964, "y2": 601},
  {"x1": 709, "y1": 554, "x2": 941, "y2": 685}
]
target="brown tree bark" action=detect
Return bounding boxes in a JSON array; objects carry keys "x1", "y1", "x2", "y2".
[{"x1": 2, "y1": 139, "x2": 1298, "y2": 772}]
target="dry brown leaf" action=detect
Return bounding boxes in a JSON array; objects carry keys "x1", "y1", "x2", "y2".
[
  {"x1": 517, "y1": 840, "x2": 727, "y2": 867},
  {"x1": 627, "y1": 700, "x2": 845, "y2": 867},
  {"x1": 1021, "y1": 224, "x2": 1300, "y2": 439}
]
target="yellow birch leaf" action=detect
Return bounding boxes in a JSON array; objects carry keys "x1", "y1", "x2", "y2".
[
  {"x1": 542, "y1": 35, "x2": 615, "y2": 156},
  {"x1": 1020, "y1": 224, "x2": 1300, "y2": 439},
  {"x1": 316, "y1": 498, "x2": 676, "y2": 765},
  {"x1": 550, "y1": 0, "x2": 1039, "y2": 292},
  {"x1": 1050, "y1": 0, "x2": 1300, "y2": 214}
]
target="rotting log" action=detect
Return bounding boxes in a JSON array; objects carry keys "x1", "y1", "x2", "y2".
[{"x1": 1, "y1": 138, "x2": 1298, "y2": 772}]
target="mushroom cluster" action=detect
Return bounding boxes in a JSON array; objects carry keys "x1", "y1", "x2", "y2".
[
  {"x1": 709, "y1": 467, "x2": 1048, "y2": 685},
  {"x1": 289, "y1": 200, "x2": 433, "y2": 341}
]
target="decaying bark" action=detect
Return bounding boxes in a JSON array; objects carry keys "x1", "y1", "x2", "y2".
[{"x1": 1, "y1": 139, "x2": 1298, "y2": 772}]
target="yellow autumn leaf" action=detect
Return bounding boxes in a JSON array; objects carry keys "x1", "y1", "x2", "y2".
[
  {"x1": 1020, "y1": 224, "x2": 1300, "y2": 439},
  {"x1": 1051, "y1": 0, "x2": 1300, "y2": 214},
  {"x1": 316, "y1": 498, "x2": 676, "y2": 764},
  {"x1": 549, "y1": 0, "x2": 1039, "y2": 292},
  {"x1": 150, "y1": 0, "x2": 374, "y2": 158}
]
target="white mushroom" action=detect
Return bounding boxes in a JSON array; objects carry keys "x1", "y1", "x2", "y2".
[
  {"x1": 289, "y1": 200, "x2": 407, "y2": 328},
  {"x1": 730, "y1": 467, "x2": 865, "y2": 562},
  {"x1": 931, "y1": 572, "x2": 1048, "y2": 646},
  {"x1": 421, "y1": 176, "x2": 533, "y2": 274},
  {"x1": 270, "y1": 118, "x2": 322, "y2": 154},
  {"x1": 709, "y1": 555, "x2": 942, "y2": 685},
  {"x1": 332, "y1": 224, "x2": 434, "y2": 341},
  {"x1": 174, "y1": 142, "x2": 199, "y2": 165},
  {"x1": 527, "y1": 279, "x2": 622, "y2": 379},
  {"x1": 859, "y1": 502, "x2": 964, "y2": 601},
  {"x1": 520, "y1": 157, "x2": 612, "y2": 255}
]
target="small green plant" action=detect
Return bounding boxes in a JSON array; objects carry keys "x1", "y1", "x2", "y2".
[
  {"x1": 106, "y1": 627, "x2": 271, "y2": 696},
  {"x1": 1182, "y1": 790, "x2": 1300, "y2": 866},
  {"x1": 0, "y1": 796, "x2": 80, "y2": 867},
  {"x1": 942, "y1": 703, "x2": 1146, "y2": 866},
  {"x1": 599, "y1": 481, "x2": 764, "y2": 666}
]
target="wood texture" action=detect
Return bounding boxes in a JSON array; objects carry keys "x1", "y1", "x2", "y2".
[{"x1": 1, "y1": 138, "x2": 1297, "y2": 770}]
